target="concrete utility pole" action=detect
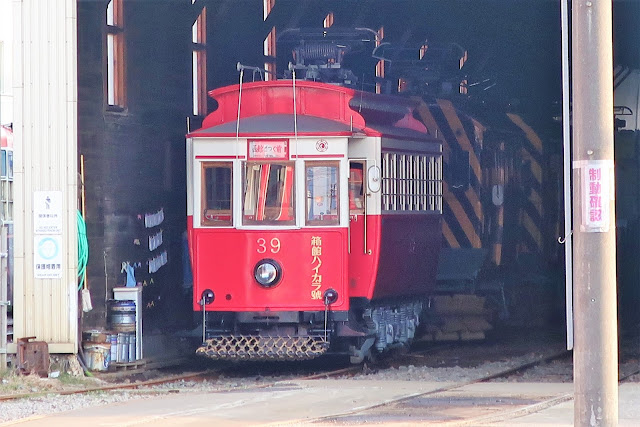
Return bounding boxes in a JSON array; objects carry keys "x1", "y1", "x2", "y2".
[{"x1": 572, "y1": 0, "x2": 618, "y2": 425}]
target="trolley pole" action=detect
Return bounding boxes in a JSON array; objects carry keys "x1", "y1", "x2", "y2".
[{"x1": 572, "y1": 0, "x2": 618, "y2": 425}]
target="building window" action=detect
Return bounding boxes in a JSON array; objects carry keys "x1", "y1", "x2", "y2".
[
  {"x1": 192, "y1": 3, "x2": 207, "y2": 116},
  {"x1": 263, "y1": 0, "x2": 276, "y2": 80},
  {"x1": 324, "y1": 12, "x2": 334, "y2": 28},
  {"x1": 381, "y1": 152, "x2": 442, "y2": 213},
  {"x1": 419, "y1": 41, "x2": 428, "y2": 60},
  {"x1": 106, "y1": 0, "x2": 125, "y2": 109},
  {"x1": 264, "y1": 27, "x2": 276, "y2": 81},
  {"x1": 264, "y1": 0, "x2": 275, "y2": 20},
  {"x1": 375, "y1": 27, "x2": 384, "y2": 94},
  {"x1": 459, "y1": 50, "x2": 468, "y2": 94}
]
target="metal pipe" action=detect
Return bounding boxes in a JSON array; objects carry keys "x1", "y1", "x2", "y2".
[
  {"x1": 560, "y1": 0, "x2": 574, "y2": 352},
  {"x1": 201, "y1": 297, "x2": 207, "y2": 344},
  {"x1": 363, "y1": 166, "x2": 368, "y2": 255},
  {"x1": 571, "y1": 0, "x2": 618, "y2": 424}
]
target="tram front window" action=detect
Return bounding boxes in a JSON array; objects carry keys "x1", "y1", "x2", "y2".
[
  {"x1": 305, "y1": 162, "x2": 339, "y2": 226},
  {"x1": 202, "y1": 162, "x2": 232, "y2": 226},
  {"x1": 243, "y1": 162, "x2": 295, "y2": 226}
]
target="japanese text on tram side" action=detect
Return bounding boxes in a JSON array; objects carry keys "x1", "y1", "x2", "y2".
[{"x1": 311, "y1": 236, "x2": 322, "y2": 300}]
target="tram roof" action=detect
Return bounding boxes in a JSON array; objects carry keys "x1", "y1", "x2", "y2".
[
  {"x1": 188, "y1": 113, "x2": 360, "y2": 138},
  {"x1": 188, "y1": 113, "x2": 437, "y2": 142}
]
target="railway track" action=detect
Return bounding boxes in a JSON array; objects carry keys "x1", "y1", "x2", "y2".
[
  {"x1": 0, "y1": 360, "x2": 362, "y2": 404},
  {"x1": 273, "y1": 349, "x2": 573, "y2": 426},
  {"x1": 0, "y1": 340, "x2": 568, "y2": 405},
  {"x1": 438, "y1": 366, "x2": 640, "y2": 427},
  {"x1": 1, "y1": 346, "x2": 637, "y2": 426}
]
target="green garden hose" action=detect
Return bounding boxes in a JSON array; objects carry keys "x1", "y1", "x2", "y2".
[{"x1": 77, "y1": 210, "x2": 89, "y2": 290}]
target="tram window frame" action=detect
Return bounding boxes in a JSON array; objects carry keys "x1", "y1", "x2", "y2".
[
  {"x1": 242, "y1": 161, "x2": 296, "y2": 226},
  {"x1": 381, "y1": 152, "x2": 442, "y2": 213},
  {"x1": 348, "y1": 161, "x2": 365, "y2": 215},
  {"x1": 201, "y1": 162, "x2": 232, "y2": 227},
  {"x1": 305, "y1": 161, "x2": 340, "y2": 226}
]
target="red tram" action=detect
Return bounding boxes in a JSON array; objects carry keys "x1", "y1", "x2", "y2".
[{"x1": 186, "y1": 79, "x2": 443, "y2": 361}]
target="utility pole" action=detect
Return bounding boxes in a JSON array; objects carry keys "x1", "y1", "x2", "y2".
[{"x1": 572, "y1": 0, "x2": 618, "y2": 425}]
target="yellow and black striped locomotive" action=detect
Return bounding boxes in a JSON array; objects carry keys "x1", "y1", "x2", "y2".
[{"x1": 417, "y1": 100, "x2": 558, "y2": 339}]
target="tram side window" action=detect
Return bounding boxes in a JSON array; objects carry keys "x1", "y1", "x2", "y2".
[
  {"x1": 381, "y1": 152, "x2": 442, "y2": 213},
  {"x1": 349, "y1": 162, "x2": 365, "y2": 214},
  {"x1": 306, "y1": 162, "x2": 339, "y2": 226},
  {"x1": 243, "y1": 162, "x2": 295, "y2": 226},
  {"x1": 201, "y1": 162, "x2": 232, "y2": 226}
]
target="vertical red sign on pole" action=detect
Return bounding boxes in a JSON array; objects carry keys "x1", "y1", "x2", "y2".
[{"x1": 580, "y1": 160, "x2": 613, "y2": 232}]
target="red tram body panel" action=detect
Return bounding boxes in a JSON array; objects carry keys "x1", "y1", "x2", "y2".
[
  {"x1": 191, "y1": 228, "x2": 348, "y2": 312},
  {"x1": 374, "y1": 214, "x2": 442, "y2": 299}
]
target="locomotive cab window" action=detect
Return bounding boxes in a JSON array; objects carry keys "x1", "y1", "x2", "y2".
[
  {"x1": 243, "y1": 162, "x2": 295, "y2": 226},
  {"x1": 201, "y1": 162, "x2": 232, "y2": 226},
  {"x1": 306, "y1": 161, "x2": 340, "y2": 226}
]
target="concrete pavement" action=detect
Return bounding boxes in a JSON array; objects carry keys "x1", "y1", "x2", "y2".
[{"x1": 3, "y1": 380, "x2": 639, "y2": 426}]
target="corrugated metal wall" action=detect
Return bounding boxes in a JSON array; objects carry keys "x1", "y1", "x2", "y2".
[{"x1": 9, "y1": 0, "x2": 78, "y2": 354}]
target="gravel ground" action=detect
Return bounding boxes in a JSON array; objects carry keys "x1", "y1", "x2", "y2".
[
  {"x1": 1, "y1": 346, "x2": 638, "y2": 424},
  {"x1": 0, "y1": 388, "x2": 149, "y2": 424}
]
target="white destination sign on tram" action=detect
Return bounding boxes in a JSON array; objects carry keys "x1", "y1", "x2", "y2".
[
  {"x1": 248, "y1": 139, "x2": 288, "y2": 160},
  {"x1": 33, "y1": 191, "x2": 63, "y2": 234}
]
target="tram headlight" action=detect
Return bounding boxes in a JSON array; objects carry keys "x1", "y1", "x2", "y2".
[
  {"x1": 200, "y1": 289, "x2": 215, "y2": 305},
  {"x1": 254, "y1": 259, "x2": 282, "y2": 288}
]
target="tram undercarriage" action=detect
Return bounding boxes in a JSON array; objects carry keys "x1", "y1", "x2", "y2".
[{"x1": 196, "y1": 299, "x2": 426, "y2": 363}]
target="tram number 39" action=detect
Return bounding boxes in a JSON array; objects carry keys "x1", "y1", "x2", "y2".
[{"x1": 257, "y1": 237, "x2": 281, "y2": 254}]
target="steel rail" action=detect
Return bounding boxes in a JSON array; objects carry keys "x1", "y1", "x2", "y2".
[
  {"x1": 438, "y1": 365, "x2": 640, "y2": 426},
  {"x1": 270, "y1": 349, "x2": 572, "y2": 426},
  {"x1": 0, "y1": 362, "x2": 361, "y2": 404},
  {"x1": 0, "y1": 370, "x2": 219, "y2": 403}
]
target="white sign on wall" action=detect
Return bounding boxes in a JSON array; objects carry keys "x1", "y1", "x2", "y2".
[
  {"x1": 33, "y1": 191, "x2": 63, "y2": 234},
  {"x1": 34, "y1": 235, "x2": 62, "y2": 278}
]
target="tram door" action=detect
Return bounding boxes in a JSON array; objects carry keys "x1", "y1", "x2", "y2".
[{"x1": 348, "y1": 160, "x2": 366, "y2": 255}]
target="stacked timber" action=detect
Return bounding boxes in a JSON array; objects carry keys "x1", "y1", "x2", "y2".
[{"x1": 422, "y1": 294, "x2": 493, "y2": 341}]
